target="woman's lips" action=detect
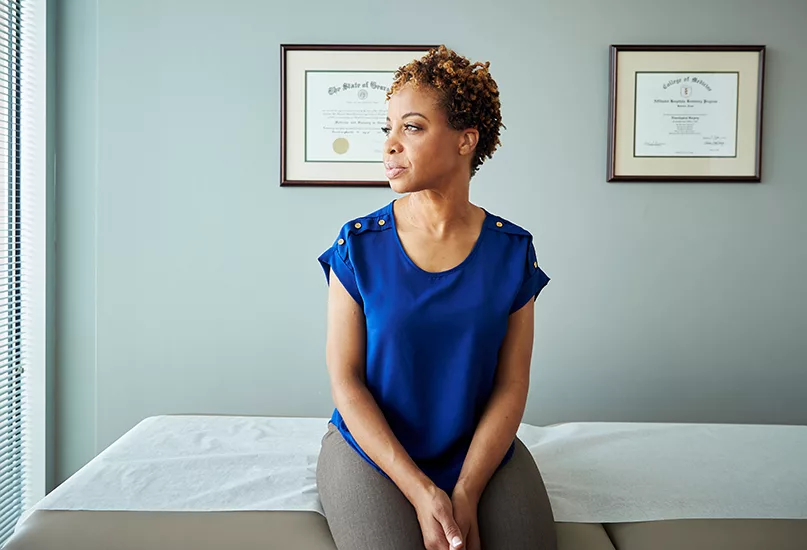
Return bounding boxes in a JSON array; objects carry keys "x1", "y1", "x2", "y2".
[
  {"x1": 385, "y1": 165, "x2": 407, "y2": 179},
  {"x1": 384, "y1": 160, "x2": 406, "y2": 180}
]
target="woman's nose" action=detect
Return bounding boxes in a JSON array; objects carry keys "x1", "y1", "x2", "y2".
[{"x1": 385, "y1": 136, "x2": 401, "y2": 155}]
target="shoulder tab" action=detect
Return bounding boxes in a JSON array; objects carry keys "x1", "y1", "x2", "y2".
[
  {"x1": 342, "y1": 204, "x2": 393, "y2": 238},
  {"x1": 344, "y1": 212, "x2": 392, "y2": 237},
  {"x1": 488, "y1": 214, "x2": 532, "y2": 238},
  {"x1": 334, "y1": 205, "x2": 393, "y2": 245}
]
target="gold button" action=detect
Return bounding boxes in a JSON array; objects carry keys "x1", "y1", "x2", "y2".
[
  {"x1": 534, "y1": 261, "x2": 538, "y2": 268},
  {"x1": 337, "y1": 238, "x2": 345, "y2": 245},
  {"x1": 378, "y1": 219, "x2": 386, "y2": 226},
  {"x1": 496, "y1": 221, "x2": 503, "y2": 228},
  {"x1": 354, "y1": 222, "x2": 362, "y2": 229}
]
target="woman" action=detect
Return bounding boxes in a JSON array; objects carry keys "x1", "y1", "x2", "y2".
[{"x1": 316, "y1": 45, "x2": 556, "y2": 550}]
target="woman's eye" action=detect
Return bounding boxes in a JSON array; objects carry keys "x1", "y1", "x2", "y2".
[{"x1": 381, "y1": 124, "x2": 421, "y2": 136}]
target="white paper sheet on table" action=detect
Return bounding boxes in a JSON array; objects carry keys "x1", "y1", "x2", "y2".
[{"x1": 17, "y1": 415, "x2": 807, "y2": 531}]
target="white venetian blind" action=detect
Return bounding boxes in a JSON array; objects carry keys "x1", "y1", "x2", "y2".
[{"x1": 0, "y1": 0, "x2": 47, "y2": 545}]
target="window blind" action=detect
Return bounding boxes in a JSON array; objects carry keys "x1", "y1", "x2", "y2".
[{"x1": 0, "y1": 0, "x2": 47, "y2": 545}]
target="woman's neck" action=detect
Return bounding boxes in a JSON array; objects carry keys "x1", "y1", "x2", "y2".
[{"x1": 403, "y1": 188, "x2": 479, "y2": 236}]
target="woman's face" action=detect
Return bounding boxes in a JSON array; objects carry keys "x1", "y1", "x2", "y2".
[{"x1": 383, "y1": 83, "x2": 474, "y2": 193}]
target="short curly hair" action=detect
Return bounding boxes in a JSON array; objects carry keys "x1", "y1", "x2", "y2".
[{"x1": 387, "y1": 45, "x2": 504, "y2": 177}]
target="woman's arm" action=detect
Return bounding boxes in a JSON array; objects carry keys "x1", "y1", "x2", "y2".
[
  {"x1": 325, "y1": 271, "x2": 430, "y2": 502},
  {"x1": 326, "y1": 272, "x2": 464, "y2": 549},
  {"x1": 454, "y1": 300, "x2": 535, "y2": 501}
]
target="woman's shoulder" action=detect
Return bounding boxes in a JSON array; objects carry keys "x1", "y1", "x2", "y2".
[
  {"x1": 331, "y1": 201, "x2": 395, "y2": 243},
  {"x1": 482, "y1": 208, "x2": 535, "y2": 240}
]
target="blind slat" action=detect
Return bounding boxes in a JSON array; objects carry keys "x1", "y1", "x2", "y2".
[
  {"x1": 0, "y1": 15, "x2": 23, "y2": 31},
  {"x1": 0, "y1": 364, "x2": 24, "y2": 380},
  {"x1": 0, "y1": 363, "x2": 24, "y2": 378},
  {"x1": 0, "y1": 423, "x2": 23, "y2": 443},
  {"x1": 0, "y1": 435, "x2": 23, "y2": 454},
  {"x1": 0, "y1": 338, "x2": 20, "y2": 352},
  {"x1": 0, "y1": 473, "x2": 24, "y2": 502},
  {"x1": 0, "y1": 495, "x2": 23, "y2": 523},
  {"x1": 0, "y1": 495, "x2": 25, "y2": 526},
  {"x1": 0, "y1": 0, "x2": 24, "y2": 12},
  {"x1": 0, "y1": 443, "x2": 23, "y2": 468},
  {"x1": 0, "y1": 82, "x2": 21, "y2": 95},
  {"x1": 0, "y1": 312, "x2": 23, "y2": 325},
  {"x1": 0, "y1": 320, "x2": 22, "y2": 332},
  {"x1": 0, "y1": 443, "x2": 24, "y2": 469},
  {"x1": 0, "y1": 356, "x2": 24, "y2": 371},
  {"x1": 0, "y1": 498, "x2": 24, "y2": 529},
  {"x1": 0, "y1": 439, "x2": 23, "y2": 469},
  {"x1": 0, "y1": 412, "x2": 23, "y2": 435},
  {"x1": 0, "y1": 30, "x2": 22, "y2": 47},
  {"x1": 0, "y1": 393, "x2": 22, "y2": 412},
  {"x1": 0, "y1": 372, "x2": 22, "y2": 386},
  {"x1": 0, "y1": 364, "x2": 22, "y2": 377},
  {"x1": 0, "y1": 19, "x2": 24, "y2": 35},
  {"x1": 0, "y1": 284, "x2": 21, "y2": 294},
  {"x1": 0, "y1": 503, "x2": 25, "y2": 543},
  {"x1": 0, "y1": 401, "x2": 23, "y2": 416},
  {"x1": 0, "y1": 480, "x2": 23, "y2": 510},
  {"x1": 0, "y1": 306, "x2": 23, "y2": 316},
  {"x1": 0, "y1": 470, "x2": 24, "y2": 507},
  {"x1": 0, "y1": 324, "x2": 22, "y2": 341}
]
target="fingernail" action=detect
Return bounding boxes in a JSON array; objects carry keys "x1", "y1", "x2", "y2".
[{"x1": 452, "y1": 536, "x2": 462, "y2": 548}]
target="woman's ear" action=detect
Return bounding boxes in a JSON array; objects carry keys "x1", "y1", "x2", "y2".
[{"x1": 459, "y1": 128, "x2": 479, "y2": 156}]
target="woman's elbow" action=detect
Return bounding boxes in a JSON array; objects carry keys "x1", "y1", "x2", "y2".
[
  {"x1": 329, "y1": 371, "x2": 366, "y2": 409},
  {"x1": 494, "y1": 376, "x2": 530, "y2": 407}
]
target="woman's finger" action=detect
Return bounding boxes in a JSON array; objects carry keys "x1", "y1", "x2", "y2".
[{"x1": 438, "y1": 512, "x2": 464, "y2": 548}]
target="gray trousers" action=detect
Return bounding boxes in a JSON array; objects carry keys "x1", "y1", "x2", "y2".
[{"x1": 317, "y1": 423, "x2": 557, "y2": 550}]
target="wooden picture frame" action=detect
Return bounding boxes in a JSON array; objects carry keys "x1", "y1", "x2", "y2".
[
  {"x1": 280, "y1": 44, "x2": 437, "y2": 187},
  {"x1": 607, "y1": 45, "x2": 766, "y2": 182}
]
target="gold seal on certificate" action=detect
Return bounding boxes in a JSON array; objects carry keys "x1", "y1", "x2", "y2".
[{"x1": 332, "y1": 138, "x2": 350, "y2": 155}]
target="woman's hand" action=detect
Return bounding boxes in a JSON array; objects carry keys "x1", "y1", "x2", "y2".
[
  {"x1": 451, "y1": 486, "x2": 481, "y2": 550},
  {"x1": 413, "y1": 484, "x2": 465, "y2": 550}
]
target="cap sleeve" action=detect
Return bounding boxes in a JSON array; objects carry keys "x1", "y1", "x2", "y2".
[
  {"x1": 510, "y1": 239, "x2": 550, "y2": 314},
  {"x1": 318, "y1": 227, "x2": 363, "y2": 307}
]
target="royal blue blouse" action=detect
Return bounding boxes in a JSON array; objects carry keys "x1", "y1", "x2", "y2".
[{"x1": 318, "y1": 200, "x2": 550, "y2": 494}]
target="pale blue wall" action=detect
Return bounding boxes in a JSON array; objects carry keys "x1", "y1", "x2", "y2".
[{"x1": 55, "y1": 0, "x2": 807, "y2": 484}]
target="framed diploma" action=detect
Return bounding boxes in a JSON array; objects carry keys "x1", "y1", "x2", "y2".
[
  {"x1": 281, "y1": 44, "x2": 437, "y2": 187},
  {"x1": 608, "y1": 45, "x2": 766, "y2": 182}
]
